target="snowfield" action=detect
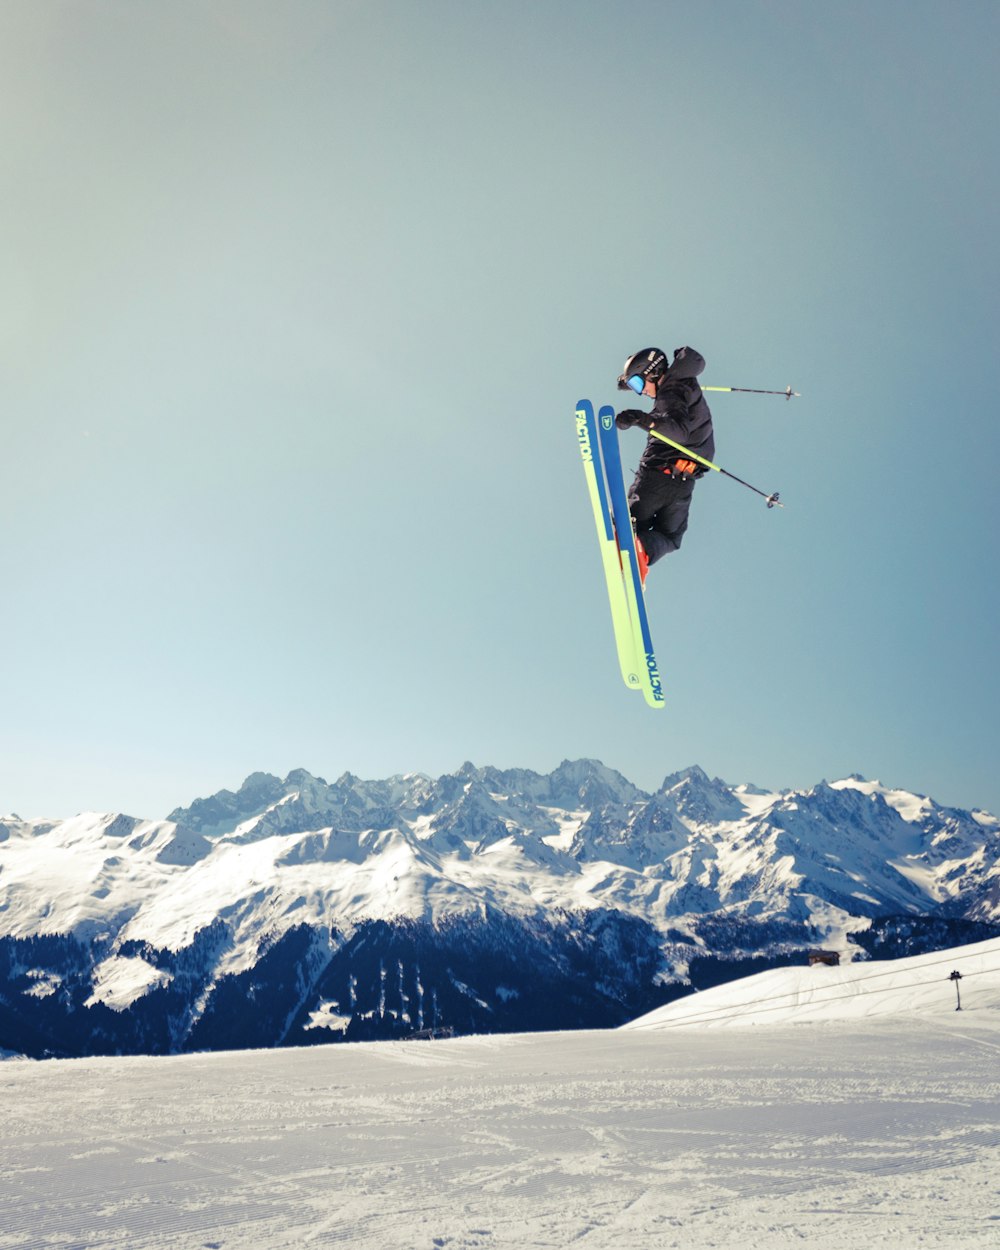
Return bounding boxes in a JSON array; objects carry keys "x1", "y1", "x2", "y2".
[{"x1": 2, "y1": 942, "x2": 999, "y2": 1248}]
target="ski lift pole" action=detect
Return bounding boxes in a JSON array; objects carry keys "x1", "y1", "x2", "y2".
[
  {"x1": 702, "y1": 384, "x2": 800, "y2": 400},
  {"x1": 645, "y1": 427, "x2": 783, "y2": 509}
]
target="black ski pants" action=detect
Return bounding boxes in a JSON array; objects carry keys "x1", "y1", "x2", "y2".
[{"x1": 628, "y1": 468, "x2": 696, "y2": 565}]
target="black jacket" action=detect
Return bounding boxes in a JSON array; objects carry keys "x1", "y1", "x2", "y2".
[{"x1": 617, "y1": 346, "x2": 715, "y2": 475}]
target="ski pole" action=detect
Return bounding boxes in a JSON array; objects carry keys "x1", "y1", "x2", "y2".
[
  {"x1": 702, "y1": 384, "x2": 800, "y2": 400},
  {"x1": 646, "y1": 427, "x2": 783, "y2": 509}
]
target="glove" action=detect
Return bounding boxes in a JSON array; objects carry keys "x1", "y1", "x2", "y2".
[
  {"x1": 615, "y1": 410, "x2": 649, "y2": 430},
  {"x1": 667, "y1": 458, "x2": 698, "y2": 480}
]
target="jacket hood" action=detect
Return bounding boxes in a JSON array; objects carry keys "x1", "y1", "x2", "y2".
[{"x1": 665, "y1": 346, "x2": 705, "y2": 381}]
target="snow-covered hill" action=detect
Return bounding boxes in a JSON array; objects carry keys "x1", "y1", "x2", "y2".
[
  {"x1": 1, "y1": 760, "x2": 999, "y2": 1056},
  {"x1": 625, "y1": 935, "x2": 1000, "y2": 1030}
]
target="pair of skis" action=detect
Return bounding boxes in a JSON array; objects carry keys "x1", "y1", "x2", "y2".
[{"x1": 575, "y1": 400, "x2": 664, "y2": 710}]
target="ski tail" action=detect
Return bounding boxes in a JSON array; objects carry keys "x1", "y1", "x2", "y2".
[{"x1": 575, "y1": 401, "x2": 643, "y2": 691}]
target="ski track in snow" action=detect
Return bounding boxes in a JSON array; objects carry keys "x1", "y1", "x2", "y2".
[{"x1": 2, "y1": 1015, "x2": 999, "y2": 1249}]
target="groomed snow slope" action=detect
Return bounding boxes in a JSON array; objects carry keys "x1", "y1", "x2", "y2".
[
  {"x1": 625, "y1": 935, "x2": 1000, "y2": 1031},
  {"x1": 2, "y1": 942, "x2": 999, "y2": 1249}
]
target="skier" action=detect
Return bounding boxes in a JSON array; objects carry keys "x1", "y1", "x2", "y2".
[{"x1": 616, "y1": 346, "x2": 715, "y2": 580}]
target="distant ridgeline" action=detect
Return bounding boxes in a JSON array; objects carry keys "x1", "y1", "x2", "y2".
[{"x1": 2, "y1": 762, "x2": 999, "y2": 1058}]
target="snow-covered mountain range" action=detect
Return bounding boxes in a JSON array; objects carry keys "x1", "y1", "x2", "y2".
[{"x1": 2, "y1": 760, "x2": 999, "y2": 1057}]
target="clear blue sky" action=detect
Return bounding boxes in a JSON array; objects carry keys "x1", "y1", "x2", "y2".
[{"x1": 4, "y1": 0, "x2": 999, "y2": 819}]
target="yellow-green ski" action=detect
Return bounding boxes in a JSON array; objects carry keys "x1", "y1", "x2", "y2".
[
  {"x1": 595, "y1": 404, "x2": 665, "y2": 709},
  {"x1": 575, "y1": 400, "x2": 643, "y2": 692}
]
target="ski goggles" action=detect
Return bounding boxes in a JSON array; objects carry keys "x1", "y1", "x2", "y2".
[{"x1": 618, "y1": 373, "x2": 647, "y2": 394}]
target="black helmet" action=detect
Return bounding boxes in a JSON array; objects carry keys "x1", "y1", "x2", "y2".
[{"x1": 617, "y1": 347, "x2": 667, "y2": 393}]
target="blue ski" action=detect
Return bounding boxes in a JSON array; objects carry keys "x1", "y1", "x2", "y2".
[{"x1": 596, "y1": 405, "x2": 665, "y2": 709}]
